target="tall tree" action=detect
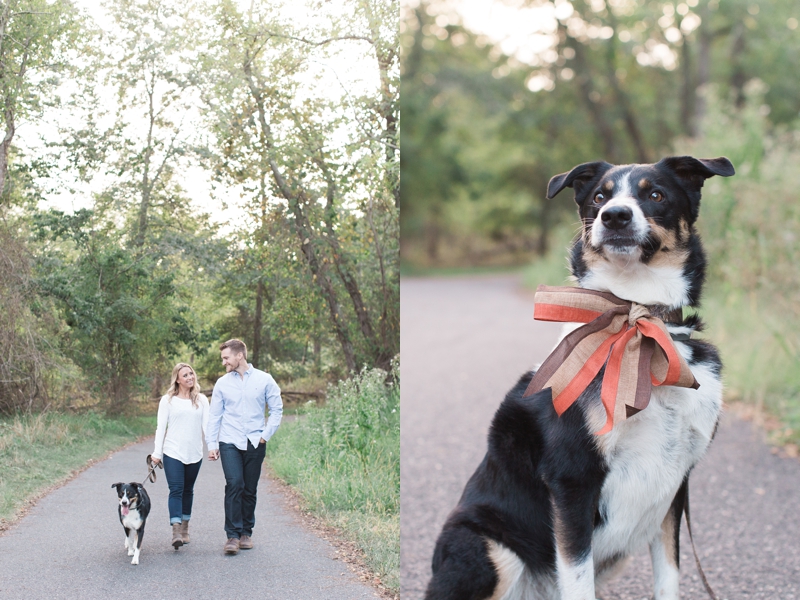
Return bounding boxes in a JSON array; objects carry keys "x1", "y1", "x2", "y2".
[
  {"x1": 0, "y1": 0, "x2": 78, "y2": 197},
  {"x1": 199, "y1": 0, "x2": 398, "y2": 372}
]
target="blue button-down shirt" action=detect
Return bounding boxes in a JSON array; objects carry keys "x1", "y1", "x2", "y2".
[{"x1": 205, "y1": 364, "x2": 283, "y2": 452}]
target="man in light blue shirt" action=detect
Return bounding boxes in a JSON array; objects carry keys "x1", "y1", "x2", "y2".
[{"x1": 206, "y1": 339, "x2": 282, "y2": 555}]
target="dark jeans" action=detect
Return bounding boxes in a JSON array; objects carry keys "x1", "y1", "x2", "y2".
[
  {"x1": 162, "y1": 454, "x2": 202, "y2": 525},
  {"x1": 219, "y1": 440, "x2": 266, "y2": 539}
]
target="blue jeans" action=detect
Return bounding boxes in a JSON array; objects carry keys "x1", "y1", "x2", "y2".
[
  {"x1": 219, "y1": 440, "x2": 266, "y2": 539},
  {"x1": 162, "y1": 454, "x2": 202, "y2": 525}
]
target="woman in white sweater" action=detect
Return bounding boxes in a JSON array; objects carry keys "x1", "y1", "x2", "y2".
[{"x1": 151, "y1": 362, "x2": 209, "y2": 548}]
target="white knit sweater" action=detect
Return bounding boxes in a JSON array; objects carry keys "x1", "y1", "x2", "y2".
[{"x1": 152, "y1": 394, "x2": 209, "y2": 464}]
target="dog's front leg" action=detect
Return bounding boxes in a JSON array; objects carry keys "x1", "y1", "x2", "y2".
[
  {"x1": 550, "y1": 481, "x2": 598, "y2": 600},
  {"x1": 650, "y1": 482, "x2": 686, "y2": 600},
  {"x1": 126, "y1": 528, "x2": 135, "y2": 556},
  {"x1": 131, "y1": 525, "x2": 144, "y2": 565}
]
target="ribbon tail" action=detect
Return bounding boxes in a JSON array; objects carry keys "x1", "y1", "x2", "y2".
[
  {"x1": 596, "y1": 326, "x2": 637, "y2": 435},
  {"x1": 554, "y1": 328, "x2": 627, "y2": 417}
]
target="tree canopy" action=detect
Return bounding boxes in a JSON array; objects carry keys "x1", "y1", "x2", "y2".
[{"x1": 0, "y1": 0, "x2": 398, "y2": 414}]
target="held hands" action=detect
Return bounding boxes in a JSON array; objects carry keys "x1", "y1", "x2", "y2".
[{"x1": 150, "y1": 456, "x2": 161, "y2": 465}]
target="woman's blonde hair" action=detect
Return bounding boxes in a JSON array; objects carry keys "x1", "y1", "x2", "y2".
[{"x1": 166, "y1": 363, "x2": 201, "y2": 408}]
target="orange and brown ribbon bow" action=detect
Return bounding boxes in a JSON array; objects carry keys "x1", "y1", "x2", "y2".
[{"x1": 524, "y1": 285, "x2": 699, "y2": 435}]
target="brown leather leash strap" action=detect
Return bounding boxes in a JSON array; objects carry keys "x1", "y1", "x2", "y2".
[
  {"x1": 684, "y1": 482, "x2": 719, "y2": 600},
  {"x1": 141, "y1": 454, "x2": 163, "y2": 486}
]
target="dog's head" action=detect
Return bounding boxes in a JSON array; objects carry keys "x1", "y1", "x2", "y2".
[
  {"x1": 112, "y1": 482, "x2": 142, "y2": 516},
  {"x1": 547, "y1": 156, "x2": 734, "y2": 309}
]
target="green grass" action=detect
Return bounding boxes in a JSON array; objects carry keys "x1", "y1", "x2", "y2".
[
  {"x1": 265, "y1": 363, "x2": 400, "y2": 593},
  {"x1": 700, "y1": 286, "x2": 800, "y2": 444},
  {"x1": 0, "y1": 411, "x2": 156, "y2": 525}
]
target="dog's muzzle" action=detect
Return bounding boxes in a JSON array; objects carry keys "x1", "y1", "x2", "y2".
[{"x1": 601, "y1": 205, "x2": 633, "y2": 230}]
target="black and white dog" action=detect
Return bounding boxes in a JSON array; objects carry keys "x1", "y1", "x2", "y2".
[
  {"x1": 425, "y1": 156, "x2": 735, "y2": 600},
  {"x1": 112, "y1": 482, "x2": 151, "y2": 565}
]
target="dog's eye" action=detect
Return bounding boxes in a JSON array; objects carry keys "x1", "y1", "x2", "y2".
[
  {"x1": 593, "y1": 192, "x2": 605, "y2": 204},
  {"x1": 649, "y1": 191, "x2": 663, "y2": 202}
]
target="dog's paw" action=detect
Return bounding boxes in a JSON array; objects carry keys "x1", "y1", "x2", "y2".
[
  {"x1": 131, "y1": 556, "x2": 139, "y2": 565},
  {"x1": 127, "y1": 548, "x2": 135, "y2": 556}
]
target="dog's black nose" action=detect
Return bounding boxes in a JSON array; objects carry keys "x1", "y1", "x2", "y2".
[{"x1": 601, "y1": 206, "x2": 633, "y2": 230}]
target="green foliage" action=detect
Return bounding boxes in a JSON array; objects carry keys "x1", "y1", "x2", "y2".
[
  {"x1": 197, "y1": 0, "x2": 399, "y2": 373},
  {"x1": 32, "y1": 209, "x2": 199, "y2": 413},
  {"x1": 265, "y1": 360, "x2": 399, "y2": 590},
  {"x1": 0, "y1": 411, "x2": 156, "y2": 523},
  {"x1": 673, "y1": 89, "x2": 800, "y2": 440},
  {"x1": 401, "y1": 0, "x2": 800, "y2": 268}
]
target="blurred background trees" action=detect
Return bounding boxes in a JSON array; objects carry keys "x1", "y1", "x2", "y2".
[
  {"x1": 0, "y1": 0, "x2": 398, "y2": 415},
  {"x1": 400, "y1": 0, "x2": 800, "y2": 267}
]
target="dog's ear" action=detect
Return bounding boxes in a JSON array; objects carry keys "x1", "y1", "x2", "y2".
[
  {"x1": 658, "y1": 156, "x2": 734, "y2": 222},
  {"x1": 657, "y1": 156, "x2": 735, "y2": 189},
  {"x1": 547, "y1": 161, "x2": 613, "y2": 202},
  {"x1": 112, "y1": 482, "x2": 123, "y2": 492}
]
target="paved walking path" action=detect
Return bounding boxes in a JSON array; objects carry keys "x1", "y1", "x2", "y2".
[
  {"x1": 401, "y1": 274, "x2": 800, "y2": 600},
  {"x1": 0, "y1": 437, "x2": 377, "y2": 600}
]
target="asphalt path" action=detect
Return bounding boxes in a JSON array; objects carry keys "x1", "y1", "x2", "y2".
[
  {"x1": 400, "y1": 275, "x2": 800, "y2": 600},
  {"x1": 0, "y1": 437, "x2": 377, "y2": 600}
]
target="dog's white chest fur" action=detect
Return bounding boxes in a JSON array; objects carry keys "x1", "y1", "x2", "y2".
[
  {"x1": 590, "y1": 349, "x2": 722, "y2": 563},
  {"x1": 121, "y1": 508, "x2": 144, "y2": 531}
]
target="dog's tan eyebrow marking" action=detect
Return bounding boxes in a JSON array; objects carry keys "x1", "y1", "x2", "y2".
[
  {"x1": 602, "y1": 180, "x2": 614, "y2": 192},
  {"x1": 638, "y1": 178, "x2": 650, "y2": 189}
]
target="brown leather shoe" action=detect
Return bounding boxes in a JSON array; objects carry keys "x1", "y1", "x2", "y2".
[
  {"x1": 171, "y1": 523, "x2": 183, "y2": 548},
  {"x1": 180, "y1": 520, "x2": 190, "y2": 544},
  {"x1": 239, "y1": 535, "x2": 253, "y2": 549},
  {"x1": 223, "y1": 538, "x2": 240, "y2": 554}
]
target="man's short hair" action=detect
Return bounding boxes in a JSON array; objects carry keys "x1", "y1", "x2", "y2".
[{"x1": 220, "y1": 339, "x2": 247, "y2": 359}]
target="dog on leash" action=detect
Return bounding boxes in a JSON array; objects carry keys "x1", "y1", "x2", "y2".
[
  {"x1": 112, "y1": 482, "x2": 151, "y2": 565},
  {"x1": 425, "y1": 156, "x2": 734, "y2": 600}
]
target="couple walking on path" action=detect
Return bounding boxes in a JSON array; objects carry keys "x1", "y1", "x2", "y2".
[{"x1": 150, "y1": 338, "x2": 283, "y2": 554}]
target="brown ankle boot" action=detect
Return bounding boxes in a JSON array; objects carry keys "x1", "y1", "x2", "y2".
[
  {"x1": 180, "y1": 520, "x2": 190, "y2": 544},
  {"x1": 171, "y1": 523, "x2": 183, "y2": 548}
]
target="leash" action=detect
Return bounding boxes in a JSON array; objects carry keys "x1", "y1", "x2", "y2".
[
  {"x1": 684, "y1": 481, "x2": 719, "y2": 600},
  {"x1": 140, "y1": 454, "x2": 163, "y2": 487}
]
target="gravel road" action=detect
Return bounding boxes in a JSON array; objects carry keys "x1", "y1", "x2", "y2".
[
  {"x1": 400, "y1": 274, "x2": 800, "y2": 600},
  {"x1": 0, "y1": 437, "x2": 377, "y2": 600}
]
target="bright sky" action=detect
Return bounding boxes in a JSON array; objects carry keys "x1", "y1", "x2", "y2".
[
  {"x1": 27, "y1": 0, "x2": 381, "y2": 236},
  {"x1": 408, "y1": 0, "x2": 562, "y2": 60}
]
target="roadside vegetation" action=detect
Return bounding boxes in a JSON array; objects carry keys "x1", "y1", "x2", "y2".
[
  {"x1": 265, "y1": 362, "x2": 400, "y2": 594},
  {"x1": 0, "y1": 412, "x2": 156, "y2": 527}
]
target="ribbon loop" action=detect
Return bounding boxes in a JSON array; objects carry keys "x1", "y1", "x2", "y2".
[{"x1": 524, "y1": 285, "x2": 698, "y2": 435}]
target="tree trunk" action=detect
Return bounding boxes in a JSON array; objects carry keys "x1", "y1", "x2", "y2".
[
  {"x1": 604, "y1": 19, "x2": 650, "y2": 163},
  {"x1": 242, "y1": 54, "x2": 357, "y2": 373},
  {"x1": 694, "y1": 4, "x2": 713, "y2": 137},
  {"x1": 317, "y1": 156, "x2": 391, "y2": 369},
  {"x1": 729, "y1": 24, "x2": 747, "y2": 108},
  {"x1": 680, "y1": 34, "x2": 696, "y2": 137},
  {"x1": 252, "y1": 278, "x2": 264, "y2": 369},
  {"x1": 360, "y1": 0, "x2": 399, "y2": 208},
  {"x1": 565, "y1": 27, "x2": 620, "y2": 162},
  {"x1": 134, "y1": 76, "x2": 156, "y2": 248}
]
